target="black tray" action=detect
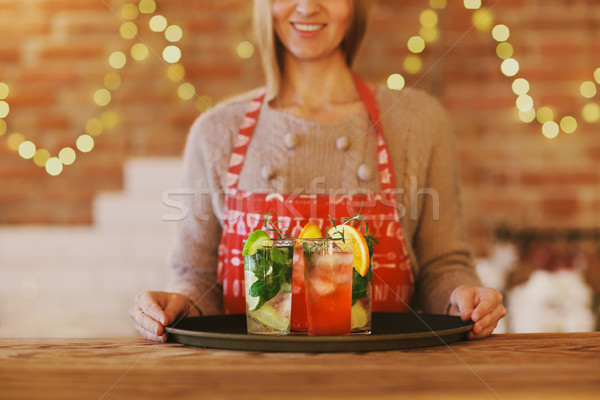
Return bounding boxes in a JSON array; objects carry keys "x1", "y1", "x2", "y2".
[{"x1": 165, "y1": 313, "x2": 473, "y2": 353}]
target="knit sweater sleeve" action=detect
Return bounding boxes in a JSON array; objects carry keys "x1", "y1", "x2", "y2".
[
  {"x1": 166, "y1": 100, "x2": 247, "y2": 315},
  {"x1": 410, "y1": 94, "x2": 482, "y2": 314}
]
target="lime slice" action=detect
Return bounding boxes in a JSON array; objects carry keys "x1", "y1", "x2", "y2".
[
  {"x1": 252, "y1": 303, "x2": 289, "y2": 332},
  {"x1": 351, "y1": 302, "x2": 368, "y2": 329},
  {"x1": 244, "y1": 270, "x2": 263, "y2": 311},
  {"x1": 242, "y1": 230, "x2": 271, "y2": 256}
]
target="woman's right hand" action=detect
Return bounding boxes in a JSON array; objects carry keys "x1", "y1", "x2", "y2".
[{"x1": 130, "y1": 291, "x2": 201, "y2": 342}]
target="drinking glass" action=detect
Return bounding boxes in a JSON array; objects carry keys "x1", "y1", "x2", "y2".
[
  {"x1": 302, "y1": 239, "x2": 354, "y2": 335},
  {"x1": 243, "y1": 238, "x2": 294, "y2": 335}
]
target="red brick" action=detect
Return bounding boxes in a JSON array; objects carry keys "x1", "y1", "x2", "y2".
[
  {"x1": 37, "y1": 0, "x2": 106, "y2": 12},
  {"x1": 0, "y1": 47, "x2": 20, "y2": 62},
  {"x1": 17, "y1": 67, "x2": 79, "y2": 84},
  {"x1": 521, "y1": 172, "x2": 600, "y2": 186},
  {"x1": 540, "y1": 198, "x2": 580, "y2": 218},
  {"x1": 39, "y1": 45, "x2": 105, "y2": 60}
]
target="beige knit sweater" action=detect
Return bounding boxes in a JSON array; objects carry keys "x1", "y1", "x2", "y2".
[{"x1": 167, "y1": 85, "x2": 481, "y2": 316}]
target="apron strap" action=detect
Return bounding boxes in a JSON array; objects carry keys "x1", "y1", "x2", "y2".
[
  {"x1": 352, "y1": 74, "x2": 397, "y2": 195},
  {"x1": 225, "y1": 88, "x2": 266, "y2": 190}
]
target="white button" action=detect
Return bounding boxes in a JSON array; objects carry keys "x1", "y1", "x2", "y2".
[
  {"x1": 357, "y1": 164, "x2": 373, "y2": 181},
  {"x1": 336, "y1": 136, "x2": 350, "y2": 151},
  {"x1": 284, "y1": 133, "x2": 298, "y2": 149},
  {"x1": 261, "y1": 166, "x2": 276, "y2": 180}
]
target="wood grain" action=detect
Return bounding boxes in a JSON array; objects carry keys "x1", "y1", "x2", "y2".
[{"x1": 1, "y1": 333, "x2": 599, "y2": 400}]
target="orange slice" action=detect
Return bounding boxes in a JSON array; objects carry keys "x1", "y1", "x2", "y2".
[
  {"x1": 298, "y1": 222, "x2": 323, "y2": 239},
  {"x1": 327, "y1": 225, "x2": 370, "y2": 277}
]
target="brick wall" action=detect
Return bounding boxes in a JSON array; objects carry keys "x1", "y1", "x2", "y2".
[{"x1": 0, "y1": 0, "x2": 599, "y2": 254}]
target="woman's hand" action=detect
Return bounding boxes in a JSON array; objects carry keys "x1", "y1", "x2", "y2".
[
  {"x1": 130, "y1": 291, "x2": 201, "y2": 342},
  {"x1": 448, "y1": 285, "x2": 506, "y2": 340}
]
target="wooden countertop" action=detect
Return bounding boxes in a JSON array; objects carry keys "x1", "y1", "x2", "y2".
[{"x1": 1, "y1": 333, "x2": 599, "y2": 399}]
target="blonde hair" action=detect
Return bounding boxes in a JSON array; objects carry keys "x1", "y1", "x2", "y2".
[{"x1": 253, "y1": 0, "x2": 371, "y2": 101}]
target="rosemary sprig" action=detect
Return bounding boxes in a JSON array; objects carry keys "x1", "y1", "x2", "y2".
[{"x1": 260, "y1": 209, "x2": 288, "y2": 239}]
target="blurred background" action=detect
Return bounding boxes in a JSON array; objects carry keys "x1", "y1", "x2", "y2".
[{"x1": 0, "y1": 0, "x2": 598, "y2": 337}]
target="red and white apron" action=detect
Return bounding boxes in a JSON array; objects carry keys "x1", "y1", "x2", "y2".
[{"x1": 216, "y1": 75, "x2": 414, "y2": 314}]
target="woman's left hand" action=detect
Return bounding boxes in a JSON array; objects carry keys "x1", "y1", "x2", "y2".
[{"x1": 448, "y1": 285, "x2": 506, "y2": 339}]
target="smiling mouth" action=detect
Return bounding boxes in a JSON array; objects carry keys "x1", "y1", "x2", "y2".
[{"x1": 291, "y1": 22, "x2": 326, "y2": 32}]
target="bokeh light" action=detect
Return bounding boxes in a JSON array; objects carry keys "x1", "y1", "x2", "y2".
[
  {"x1": 45, "y1": 157, "x2": 63, "y2": 176},
  {"x1": 85, "y1": 118, "x2": 104, "y2": 136},
  {"x1": 59, "y1": 147, "x2": 76, "y2": 165},
  {"x1": 464, "y1": 0, "x2": 482, "y2": 9},
  {"x1": 512, "y1": 78, "x2": 530, "y2": 95},
  {"x1": 420, "y1": 10, "x2": 438, "y2": 28},
  {"x1": 120, "y1": 22, "x2": 138, "y2": 40},
  {"x1": 536, "y1": 106, "x2": 555, "y2": 124},
  {"x1": 100, "y1": 111, "x2": 119, "y2": 130},
  {"x1": 492, "y1": 24, "x2": 510, "y2": 42},
  {"x1": 109, "y1": 51, "x2": 127, "y2": 69},
  {"x1": 518, "y1": 109, "x2": 536, "y2": 123},
  {"x1": 236, "y1": 41, "x2": 255, "y2": 59},
  {"x1": 542, "y1": 121, "x2": 559, "y2": 139},
  {"x1": 0, "y1": 82, "x2": 9, "y2": 99},
  {"x1": 404, "y1": 55, "x2": 422, "y2": 74},
  {"x1": 93, "y1": 89, "x2": 112, "y2": 107},
  {"x1": 163, "y1": 46, "x2": 182, "y2": 63},
  {"x1": 76, "y1": 134, "x2": 95, "y2": 153},
  {"x1": 501, "y1": 58, "x2": 519, "y2": 77},
  {"x1": 496, "y1": 42, "x2": 514, "y2": 59},
  {"x1": 387, "y1": 74, "x2": 405, "y2": 91},
  {"x1": 121, "y1": 3, "x2": 139, "y2": 20},
  {"x1": 104, "y1": 73, "x2": 122, "y2": 90},
  {"x1": 149, "y1": 15, "x2": 167, "y2": 32},
  {"x1": 178, "y1": 83, "x2": 196, "y2": 100},
  {"x1": 131, "y1": 43, "x2": 149, "y2": 61},
  {"x1": 407, "y1": 36, "x2": 426, "y2": 54},
  {"x1": 429, "y1": 0, "x2": 446, "y2": 9},
  {"x1": 167, "y1": 64, "x2": 185, "y2": 82},
  {"x1": 33, "y1": 149, "x2": 51, "y2": 167},
  {"x1": 18, "y1": 141, "x2": 36, "y2": 159},
  {"x1": 560, "y1": 116, "x2": 577, "y2": 134},
  {"x1": 594, "y1": 68, "x2": 600, "y2": 84},
  {"x1": 516, "y1": 95, "x2": 533, "y2": 112},
  {"x1": 0, "y1": 100, "x2": 9, "y2": 118},
  {"x1": 7, "y1": 132, "x2": 25, "y2": 151},
  {"x1": 473, "y1": 9, "x2": 494, "y2": 32},
  {"x1": 138, "y1": 0, "x2": 156, "y2": 14},
  {"x1": 580, "y1": 81, "x2": 597, "y2": 99},
  {"x1": 0, "y1": 120, "x2": 6, "y2": 136},
  {"x1": 165, "y1": 25, "x2": 183, "y2": 42},
  {"x1": 582, "y1": 103, "x2": 600, "y2": 123},
  {"x1": 419, "y1": 26, "x2": 440, "y2": 43}
]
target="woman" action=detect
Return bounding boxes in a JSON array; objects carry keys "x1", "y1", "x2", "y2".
[{"x1": 131, "y1": 0, "x2": 506, "y2": 341}]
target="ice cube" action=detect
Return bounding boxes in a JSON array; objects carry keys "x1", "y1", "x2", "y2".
[{"x1": 310, "y1": 276, "x2": 336, "y2": 296}]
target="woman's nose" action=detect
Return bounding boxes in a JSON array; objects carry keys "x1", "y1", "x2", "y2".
[{"x1": 295, "y1": 0, "x2": 320, "y2": 16}]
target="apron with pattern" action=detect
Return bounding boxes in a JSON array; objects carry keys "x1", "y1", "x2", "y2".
[{"x1": 216, "y1": 75, "x2": 414, "y2": 314}]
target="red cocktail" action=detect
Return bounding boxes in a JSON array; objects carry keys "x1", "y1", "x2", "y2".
[{"x1": 303, "y1": 239, "x2": 353, "y2": 335}]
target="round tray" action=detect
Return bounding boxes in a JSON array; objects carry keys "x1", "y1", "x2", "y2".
[{"x1": 166, "y1": 312, "x2": 473, "y2": 353}]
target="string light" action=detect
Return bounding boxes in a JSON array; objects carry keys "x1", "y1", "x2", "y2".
[
  {"x1": 536, "y1": 106, "x2": 555, "y2": 124},
  {"x1": 165, "y1": 25, "x2": 183, "y2": 42},
  {"x1": 33, "y1": 149, "x2": 51, "y2": 167},
  {"x1": 18, "y1": 141, "x2": 36, "y2": 159},
  {"x1": 542, "y1": 121, "x2": 559, "y2": 139},
  {"x1": 475, "y1": 8, "x2": 600, "y2": 138},
  {"x1": 580, "y1": 81, "x2": 597, "y2": 99},
  {"x1": 0, "y1": 1, "x2": 227, "y2": 176},
  {"x1": 387, "y1": 74, "x2": 405, "y2": 91},
  {"x1": 237, "y1": 41, "x2": 255, "y2": 59},
  {"x1": 464, "y1": 0, "x2": 482, "y2": 9},
  {"x1": 491, "y1": 24, "x2": 510, "y2": 42},
  {"x1": 560, "y1": 116, "x2": 577, "y2": 134}
]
